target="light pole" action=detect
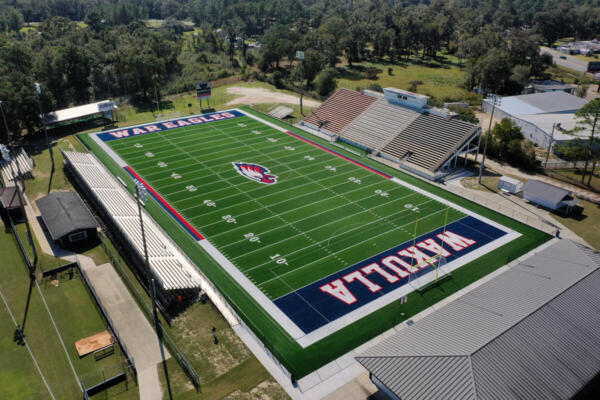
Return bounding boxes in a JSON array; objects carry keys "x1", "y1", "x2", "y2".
[
  {"x1": 134, "y1": 180, "x2": 159, "y2": 326},
  {"x1": 296, "y1": 51, "x2": 305, "y2": 116},
  {"x1": 35, "y1": 83, "x2": 55, "y2": 173},
  {"x1": 478, "y1": 94, "x2": 501, "y2": 184},
  {"x1": 0, "y1": 100, "x2": 9, "y2": 144}
]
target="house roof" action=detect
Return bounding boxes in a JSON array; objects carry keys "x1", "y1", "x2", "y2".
[
  {"x1": 531, "y1": 79, "x2": 575, "y2": 91},
  {"x1": 36, "y1": 192, "x2": 99, "y2": 240},
  {"x1": 522, "y1": 179, "x2": 571, "y2": 205},
  {"x1": 357, "y1": 240, "x2": 600, "y2": 400},
  {"x1": 0, "y1": 186, "x2": 24, "y2": 209}
]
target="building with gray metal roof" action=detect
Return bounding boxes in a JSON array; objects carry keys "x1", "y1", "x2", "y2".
[
  {"x1": 482, "y1": 92, "x2": 589, "y2": 149},
  {"x1": 36, "y1": 192, "x2": 99, "y2": 246},
  {"x1": 357, "y1": 239, "x2": 600, "y2": 400},
  {"x1": 522, "y1": 179, "x2": 580, "y2": 214}
]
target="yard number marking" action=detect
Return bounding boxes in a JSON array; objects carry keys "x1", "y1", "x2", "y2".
[
  {"x1": 145, "y1": 152, "x2": 155, "y2": 158},
  {"x1": 405, "y1": 203, "x2": 420, "y2": 212},
  {"x1": 304, "y1": 155, "x2": 315, "y2": 161},
  {"x1": 284, "y1": 146, "x2": 295, "y2": 151},
  {"x1": 325, "y1": 165, "x2": 337, "y2": 172},
  {"x1": 252, "y1": 130, "x2": 262, "y2": 135},
  {"x1": 171, "y1": 172, "x2": 182, "y2": 179},
  {"x1": 375, "y1": 189, "x2": 389, "y2": 197},
  {"x1": 267, "y1": 138, "x2": 277, "y2": 143},
  {"x1": 157, "y1": 161, "x2": 168, "y2": 168},
  {"x1": 238, "y1": 123, "x2": 247, "y2": 127},
  {"x1": 348, "y1": 176, "x2": 361, "y2": 184},
  {"x1": 270, "y1": 253, "x2": 289, "y2": 266},
  {"x1": 203, "y1": 200, "x2": 216, "y2": 207},
  {"x1": 134, "y1": 143, "x2": 143, "y2": 148},
  {"x1": 222, "y1": 215, "x2": 237, "y2": 224},
  {"x1": 186, "y1": 185, "x2": 197, "y2": 192},
  {"x1": 244, "y1": 233, "x2": 261, "y2": 243}
]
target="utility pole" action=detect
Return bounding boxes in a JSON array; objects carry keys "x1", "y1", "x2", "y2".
[
  {"x1": 544, "y1": 123, "x2": 557, "y2": 168},
  {"x1": 478, "y1": 94, "x2": 500, "y2": 184},
  {"x1": 35, "y1": 83, "x2": 55, "y2": 173},
  {"x1": 0, "y1": 100, "x2": 9, "y2": 144}
]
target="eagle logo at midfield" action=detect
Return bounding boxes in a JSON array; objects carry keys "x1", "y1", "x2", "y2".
[{"x1": 232, "y1": 162, "x2": 278, "y2": 184}]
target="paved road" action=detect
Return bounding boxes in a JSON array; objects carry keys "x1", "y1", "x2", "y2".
[{"x1": 540, "y1": 47, "x2": 589, "y2": 73}]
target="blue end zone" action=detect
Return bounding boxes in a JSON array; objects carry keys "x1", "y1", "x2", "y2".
[
  {"x1": 96, "y1": 110, "x2": 244, "y2": 142},
  {"x1": 273, "y1": 215, "x2": 507, "y2": 334}
]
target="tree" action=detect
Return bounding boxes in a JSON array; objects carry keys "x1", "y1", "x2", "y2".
[
  {"x1": 572, "y1": 98, "x2": 600, "y2": 185},
  {"x1": 490, "y1": 118, "x2": 524, "y2": 160},
  {"x1": 301, "y1": 49, "x2": 325, "y2": 84},
  {"x1": 314, "y1": 68, "x2": 337, "y2": 96}
]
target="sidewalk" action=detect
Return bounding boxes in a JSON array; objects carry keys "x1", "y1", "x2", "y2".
[{"x1": 21, "y1": 188, "x2": 167, "y2": 400}]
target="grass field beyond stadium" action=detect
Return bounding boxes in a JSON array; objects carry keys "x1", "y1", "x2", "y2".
[{"x1": 81, "y1": 107, "x2": 550, "y2": 378}]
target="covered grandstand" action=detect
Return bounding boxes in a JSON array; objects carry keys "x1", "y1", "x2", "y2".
[
  {"x1": 62, "y1": 150, "x2": 237, "y2": 321},
  {"x1": 300, "y1": 88, "x2": 481, "y2": 180}
]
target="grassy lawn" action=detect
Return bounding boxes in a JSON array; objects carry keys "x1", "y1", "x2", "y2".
[
  {"x1": 550, "y1": 199, "x2": 600, "y2": 249},
  {"x1": 546, "y1": 169, "x2": 600, "y2": 193},
  {"x1": 336, "y1": 53, "x2": 467, "y2": 101},
  {"x1": 0, "y1": 225, "x2": 137, "y2": 399},
  {"x1": 461, "y1": 173, "x2": 526, "y2": 194}
]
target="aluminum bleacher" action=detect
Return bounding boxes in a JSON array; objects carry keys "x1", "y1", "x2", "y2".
[
  {"x1": 381, "y1": 113, "x2": 479, "y2": 171},
  {"x1": 302, "y1": 89, "x2": 377, "y2": 136},
  {"x1": 339, "y1": 97, "x2": 420, "y2": 151},
  {"x1": 300, "y1": 88, "x2": 481, "y2": 180},
  {"x1": 0, "y1": 147, "x2": 34, "y2": 181},
  {"x1": 62, "y1": 150, "x2": 202, "y2": 291}
]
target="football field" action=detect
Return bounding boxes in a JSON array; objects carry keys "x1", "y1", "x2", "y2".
[{"x1": 89, "y1": 109, "x2": 519, "y2": 346}]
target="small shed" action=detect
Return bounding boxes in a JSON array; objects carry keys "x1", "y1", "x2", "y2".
[
  {"x1": 498, "y1": 176, "x2": 523, "y2": 194},
  {"x1": 0, "y1": 186, "x2": 25, "y2": 221},
  {"x1": 36, "y1": 192, "x2": 99, "y2": 247},
  {"x1": 522, "y1": 180, "x2": 580, "y2": 215}
]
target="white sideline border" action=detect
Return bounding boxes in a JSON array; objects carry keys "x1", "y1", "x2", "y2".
[{"x1": 90, "y1": 108, "x2": 521, "y2": 349}]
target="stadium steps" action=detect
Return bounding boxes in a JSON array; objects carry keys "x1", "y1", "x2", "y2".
[
  {"x1": 62, "y1": 151, "x2": 203, "y2": 291},
  {"x1": 303, "y1": 88, "x2": 377, "y2": 135},
  {"x1": 381, "y1": 113, "x2": 478, "y2": 171},
  {"x1": 339, "y1": 98, "x2": 420, "y2": 152}
]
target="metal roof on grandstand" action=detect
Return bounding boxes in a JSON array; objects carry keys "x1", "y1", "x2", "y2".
[
  {"x1": 357, "y1": 239, "x2": 600, "y2": 400},
  {"x1": 303, "y1": 89, "x2": 377, "y2": 134},
  {"x1": 36, "y1": 192, "x2": 99, "y2": 240},
  {"x1": 62, "y1": 151, "x2": 203, "y2": 291},
  {"x1": 42, "y1": 100, "x2": 116, "y2": 124}
]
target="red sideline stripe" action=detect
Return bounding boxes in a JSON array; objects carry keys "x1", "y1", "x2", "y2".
[
  {"x1": 125, "y1": 166, "x2": 205, "y2": 240},
  {"x1": 284, "y1": 131, "x2": 392, "y2": 179}
]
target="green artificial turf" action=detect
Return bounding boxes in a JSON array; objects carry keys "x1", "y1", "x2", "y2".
[{"x1": 78, "y1": 107, "x2": 551, "y2": 379}]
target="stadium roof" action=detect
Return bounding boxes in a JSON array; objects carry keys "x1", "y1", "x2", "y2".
[
  {"x1": 42, "y1": 100, "x2": 116, "y2": 124},
  {"x1": 303, "y1": 89, "x2": 377, "y2": 134},
  {"x1": 36, "y1": 192, "x2": 99, "y2": 240},
  {"x1": 357, "y1": 239, "x2": 600, "y2": 400},
  {"x1": 488, "y1": 91, "x2": 587, "y2": 115}
]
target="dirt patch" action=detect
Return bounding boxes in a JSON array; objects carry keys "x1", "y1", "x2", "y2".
[
  {"x1": 224, "y1": 379, "x2": 289, "y2": 400},
  {"x1": 225, "y1": 86, "x2": 321, "y2": 107}
]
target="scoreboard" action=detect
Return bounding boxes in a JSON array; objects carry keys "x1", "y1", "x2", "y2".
[{"x1": 196, "y1": 81, "x2": 212, "y2": 99}]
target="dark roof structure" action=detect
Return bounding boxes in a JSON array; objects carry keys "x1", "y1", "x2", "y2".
[
  {"x1": 36, "y1": 192, "x2": 99, "y2": 240},
  {"x1": 531, "y1": 79, "x2": 575, "y2": 92},
  {"x1": 303, "y1": 89, "x2": 377, "y2": 134},
  {"x1": 357, "y1": 239, "x2": 600, "y2": 400},
  {"x1": 0, "y1": 186, "x2": 24, "y2": 210},
  {"x1": 523, "y1": 180, "x2": 572, "y2": 205}
]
